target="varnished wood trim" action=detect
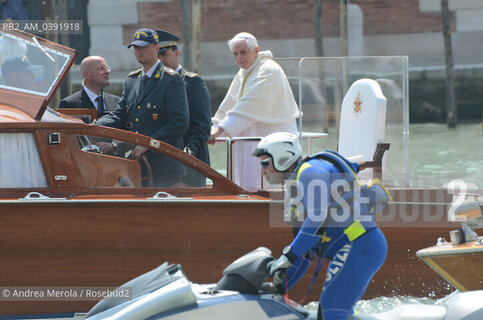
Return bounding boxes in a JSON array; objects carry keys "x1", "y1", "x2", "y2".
[
  {"x1": 423, "y1": 257, "x2": 467, "y2": 291},
  {"x1": 56, "y1": 108, "x2": 98, "y2": 122},
  {"x1": 0, "y1": 124, "x2": 244, "y2": 194}
]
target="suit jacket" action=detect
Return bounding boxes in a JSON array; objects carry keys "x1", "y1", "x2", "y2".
[
  {"x1": 96, "y1": 63, "x2": 189, "y2": 187},
  {"x1": 59, "y1": 88, "x2": 120, "y2": 118},
  {"x1": 179, "y1": 67, "x2": 211, "y2": 166}
]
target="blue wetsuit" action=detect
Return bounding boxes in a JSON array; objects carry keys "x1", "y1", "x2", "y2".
[{"x1": 284, "y1": 151, "x2": 389, "y2": 320}]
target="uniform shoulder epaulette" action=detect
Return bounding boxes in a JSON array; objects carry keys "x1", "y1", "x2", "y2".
[
  {"x1": 128, "y1": 68, "x2": 142, "y2": 77},
  {"x1": 184, "y1": 71, "x2": 199, "y2": 78},
  {"x1": 163, "y1": 67, "x2": 177, "y2": 76}
]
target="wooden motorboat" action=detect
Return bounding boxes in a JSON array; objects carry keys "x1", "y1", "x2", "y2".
[
  {"x1": 0, "y1": 30, "x2": 478, "y2": 317},
  {"x1": 417, "y1": 237, "x2": 483, "y2": 292},
  {"x1": 417, "y1": 195, "x2": 483, "y2": 292}
]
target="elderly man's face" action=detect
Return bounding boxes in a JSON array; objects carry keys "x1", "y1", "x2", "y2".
[
  {"x1": 84, "y1": 57, "x2": 111, "y2": 89},
  {"x1": 232, "y1": 41, "x2": 259, "y2": 69}
]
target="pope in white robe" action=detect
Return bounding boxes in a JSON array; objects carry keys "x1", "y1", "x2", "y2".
[{"x1": 210, "y1": 32, "x2": 300, "y2": 191}]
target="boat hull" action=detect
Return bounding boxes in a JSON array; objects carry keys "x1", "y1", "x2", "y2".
[
  {"x1": 0, "y1": 196, "x2": 456, "y2": 316},
  {"x1": 416, "y1": 236, "x2": 483, "y2": 292}
]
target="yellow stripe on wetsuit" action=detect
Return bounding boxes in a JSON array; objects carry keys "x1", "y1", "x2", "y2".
[{"x1": 344, "y1": 220, "x2": 367, "y2": 241}]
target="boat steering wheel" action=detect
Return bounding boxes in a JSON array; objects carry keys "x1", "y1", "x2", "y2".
[{"x1": 138, "y1": 155, "x2": 154, "y2": 187}]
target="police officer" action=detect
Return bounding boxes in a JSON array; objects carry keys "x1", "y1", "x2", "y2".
[
  {"x1": 252, "y1": 132, "x2": 389, "y2": 320},
  {"x1": 96, "y1": 28, "x2": 189, "y2": 187},
  {"x1": 156, "y1": 29, "x2": 211, "y2": 187}
]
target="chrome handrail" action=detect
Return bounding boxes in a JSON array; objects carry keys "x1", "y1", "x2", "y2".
[{"x1": 213, "y1": 132, "x2": 328, "y2": 182}]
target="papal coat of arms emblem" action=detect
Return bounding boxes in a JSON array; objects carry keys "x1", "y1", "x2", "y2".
[{"x1": 353, "y1": 92, "x2": 362, "y2": 115}]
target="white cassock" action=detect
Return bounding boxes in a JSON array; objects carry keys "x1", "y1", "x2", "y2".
[{"x1": 212, "y1": 50, "x2": 300, "y2": 191}]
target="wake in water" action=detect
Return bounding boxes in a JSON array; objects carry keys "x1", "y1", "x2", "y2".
[{"x1": 304, "y1": 290, "x2": 460, "y2": 314}]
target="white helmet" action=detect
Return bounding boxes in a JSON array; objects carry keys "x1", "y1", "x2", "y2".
[{"x1": 252, "y1": 132, "x2": 302, "y2": 172}]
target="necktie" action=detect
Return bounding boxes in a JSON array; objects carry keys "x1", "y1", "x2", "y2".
[
  {"x1": 141, "y1": 75, "x2": 149, "y2": 93},
  {"x1": 95, "y1": 95, "x2": 105, "y2": 116}
]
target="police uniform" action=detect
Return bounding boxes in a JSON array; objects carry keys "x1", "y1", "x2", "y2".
[
  {"x1": 156, "y1": 30, "x2": 211, "y2": 187},
  {"x1": 284, "y1": 151, "x2": 389, "y2": 320},
  {"x1": 178, "y1": 67, "x2": 211, "y2": 186},
  {"x1": 97, "y1": 29, "x2": 189, "y2": 187}
]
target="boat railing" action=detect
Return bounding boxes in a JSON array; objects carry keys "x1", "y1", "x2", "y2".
[
  {"x1": 447, "y1": 193, "x2": 483, "y2": 243},
  {"x1": 213, "y1": 132, "x2": 328, "y2": 185}
]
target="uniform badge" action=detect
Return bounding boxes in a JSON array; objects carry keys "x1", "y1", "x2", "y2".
[
  {"x1": 152, "y1": 113, "x2": 158, "y2": 121},
  {"x1": 155, "y1": 69, "x2": 161, "y2": 79},
  {"x1": 185, "y1": 71, "x2": 198, "y2": 78},
  {"x1": 353, "y1": 92, "x2": 363, "y2": 116},
  {"x1": 128, "y1": 68, "x2": 142, "y2": 77},
  {"x1": 147, "y1": 103, "x2": 151, "y2": 109}
]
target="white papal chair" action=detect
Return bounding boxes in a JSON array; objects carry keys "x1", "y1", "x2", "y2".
[{"x1": 337, "y1": 78, "x2": 389, "y2": 180}]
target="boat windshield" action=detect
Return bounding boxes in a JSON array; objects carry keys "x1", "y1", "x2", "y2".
[{"x1": 0, "y1": 31, "x2": 70, "y2": 96}]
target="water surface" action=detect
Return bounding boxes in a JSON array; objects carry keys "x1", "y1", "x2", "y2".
[{"x1": 209, "y1": 123, "x2": 483, "y2": 189}]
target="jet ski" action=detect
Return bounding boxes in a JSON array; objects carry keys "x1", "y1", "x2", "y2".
[{"x1": 83, "y1": 247, "x2": 483, "y2": 320}]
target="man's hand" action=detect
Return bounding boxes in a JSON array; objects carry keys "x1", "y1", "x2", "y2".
[
  {"x1": 268, "y1": 254, "x2": 292, "y2": 286},
  {"x1": 208, "y1": 126, "x2": 225, "y2": 145},
  {"x1": 131, "y1": 146, "x2": 148, "y2": 160},
  {"x1": 96, "y1": 141, "x2": 116, "y2": 155}
]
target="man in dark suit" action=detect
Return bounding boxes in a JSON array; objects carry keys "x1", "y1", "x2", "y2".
[
  {"x1": 59, "y1": 56, "x2": 120, "y2": 120},
  {"x1": 156, "y1": 30, "x2": 211, "y2": 187},
  {"x1": 96, "y1": 28, "x2": 189, "y2": 187}
]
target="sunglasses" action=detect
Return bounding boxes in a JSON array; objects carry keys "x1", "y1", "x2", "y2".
[
  {"x1": 260, "y1": 158, "x2": 271, "y2": 168},
  {"x1": 96, "y1": 66, "x2": 111, "y2": 72}
]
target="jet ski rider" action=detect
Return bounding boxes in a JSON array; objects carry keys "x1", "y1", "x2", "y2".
[{"x1": 252, "y1": 132, "x2": 390, "y2": 320}]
